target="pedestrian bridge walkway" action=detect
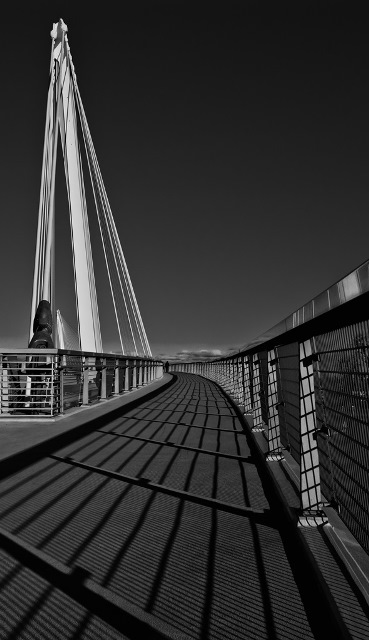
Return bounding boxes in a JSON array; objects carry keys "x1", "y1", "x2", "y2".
[{"x1": 0, "y1": 373, "x2": 368, "y2": 640}]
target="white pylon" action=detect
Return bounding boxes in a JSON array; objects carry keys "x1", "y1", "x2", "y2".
[
  {"x1": 30, "y1": 19, "x2": 102, "y2": 353},
  {"x1": 30, "y1": 19, "x2": 152, "y2": 357}
]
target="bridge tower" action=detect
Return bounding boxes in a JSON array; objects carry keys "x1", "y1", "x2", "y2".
[{"x1": 30, "y1": 19, "x2": 152, "y2": 358}]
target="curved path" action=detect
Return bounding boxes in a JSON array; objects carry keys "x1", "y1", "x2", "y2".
[{"x1": 0, "y1": 373, "x2": 342, "y2": 639}]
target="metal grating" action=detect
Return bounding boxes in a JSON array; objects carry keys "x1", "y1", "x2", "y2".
[
  {"x1": 243, "y1": 356, "x2": 253, "y2": 412},
  {"x1": 277, "y1": 342, "x2": 300, "y2": 464},
  {"x1": 251, "y1": 355, "x2": 263, "y2": 427},
  {"x1": 0, "y1": 354, "x2": 60, "y2": 416},
  {"x1": 266, "y1": 349, "x2": 282, "y2": 455},
  {"x1": 258, "y1": 351, "x2": 269, "y2": 427},
  {"x1": 314, "y1": 321, "x2": 369, "y2": 552}
]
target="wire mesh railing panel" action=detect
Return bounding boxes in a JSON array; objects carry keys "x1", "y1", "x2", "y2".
[
  {"x1": 243, "y1": 356, "x2": 253, "y2": 412},
  {"x1": 277, "y1": 342, "x2": 300, "y2": 464},
  {"x1": 129, "y1": 362, "x2": 135, "y2": 389},
  {"x1": 314, "y1": 321, "x2": 369, "y2": 552},
  {"x1": 0, "y1": 355, "x2": 60, "y2": 416},
  {"x1": 167, "y1": 281, "x2": 369, "y2": 551},
  {"x1": 117, "y1": 364, "x2": 125, "y2": 393},
  {"x1": 1, "y1": 352, "x2": 161, "y2": 418},
  {"x1": 85, "y1": 358, "x2": 99, "y2": 404},
  {"x1": 252, "y1": 355, "x2": 263, "y2": 427},
  {"x1": 267, "y1": 349, "x2": 281, "y2": 455},
  {"x1": 259, "y1": 351, "x2": 269, "y2": 427},
  {"x1": 237, "y1": 359, "x2": 244, "y2": 404},
  {"x1": 105, "y1": 358, "x2": 116, "y2": 398},
  {"x1": 63, "y1": 355, "x2": 83, "y2": 410}
]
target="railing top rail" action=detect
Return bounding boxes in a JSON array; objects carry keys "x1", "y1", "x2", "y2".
[
  {"x1": 0, "y1": 348, "x2": 160, "y2": 362},
  {"x1": 234, "y1": 259, "x2": 369, "y2": 353},
  {"x1": 169, "y1": 261, "x2": 369, "y2": 365}
]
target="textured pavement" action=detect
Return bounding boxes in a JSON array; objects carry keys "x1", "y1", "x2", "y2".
[{"x1": 0, "y1": 373, "x2": 367, "y2": 639}]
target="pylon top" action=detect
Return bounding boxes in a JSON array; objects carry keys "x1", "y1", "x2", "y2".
[{"x1": 50, "y1": 18, "x2": 68, "y2": 40}]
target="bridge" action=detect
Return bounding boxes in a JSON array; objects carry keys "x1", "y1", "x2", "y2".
[{"x1": 1, "y1": 19, "x2": 369, "y2": 640}]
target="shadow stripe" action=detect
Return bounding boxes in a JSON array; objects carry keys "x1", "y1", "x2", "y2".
[
  {"x1": 0, "y1": 526, "x2": 191, "y2": 640},
  {"x1": 134, "y1": 409, "x2": 238, "y2": 417},
  {"x1": 49, "y1": 455, "x2": 272, "y2": 523},
  {"x1": 117, "y1": 416, "x2": 243, "y2": 432},
  {"x1": 97, "y1": 430, "x2": 252, "y2": 462}
]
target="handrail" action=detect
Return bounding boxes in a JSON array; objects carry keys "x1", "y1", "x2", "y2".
[
  {"x1": 192, "y1": 258, "x2": 369, "y2": 361},
  {"x1": 0, "y1": 348, "x2": 155, "y2": 360},
  {"x1": 170, "y1": 260, "x2": 369, "y2": 556},
  {"x1": 1, "y1": 350, "x2": 163, "y2": 419}
]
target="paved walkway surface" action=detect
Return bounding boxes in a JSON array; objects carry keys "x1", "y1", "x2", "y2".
[
  {"x1": 0, "y1": 374, "x2": 172, "y2": 462},
  {"x1": 0, "y1": 373, "x2": 368, "y2": 639}
]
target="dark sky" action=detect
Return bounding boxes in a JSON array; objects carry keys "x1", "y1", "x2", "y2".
[{"x1": 1, "y1": 1, "x2": 368, "y2": 359}]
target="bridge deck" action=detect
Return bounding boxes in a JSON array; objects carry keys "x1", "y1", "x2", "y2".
[{"x1": 0, "y1": 373, "x2": 368, "y2": 639}]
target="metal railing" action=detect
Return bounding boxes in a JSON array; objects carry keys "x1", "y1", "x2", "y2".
[
  {"x1": 0, "y1": 349, "x2": 163, "y2": 418},
  {"x1": 170, "y1": 260, "x2": 369, "y2": 554}
]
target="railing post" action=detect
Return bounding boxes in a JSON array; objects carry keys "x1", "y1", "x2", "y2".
[
  {"x1": 240, "y1": 357, "x2": 245, "y2": 403},
  {"x1": 235, "y1": 357, "x2": 239, "y2": 402},
  {"x1": 236, "y1": 357, "x2": 242, "y2": 404},
  {"x1": 236, "y1": 357, "x2": 243, "y2": 406},
  {"x1": 298, "y1": 339, "x2": 327, "y2": 526},
  {"x1": 137, "y1": 360, "x2": 143, "y2": 387},
  {"x1": 0, "y1": 355, "x2": 9, "y2": 414},
  {"x1": 58, "y1": 354, "x2": 67, "y2": 415},
  {"x1": 131, "y1": 359, "x2": 137, "y2": 390},
  {"x1": 242, "y1": 356, "x2": 253, "y2": 426},
  {"x1": 100, "y1": 357, "x2": 107, "y2": 399},
  {"x1": 265, "y1": 349, "x2": 284, "y2": 461},
  {"x1": 230, "y1": 360, "x2": 236, "y2": 397},
  {"x1": 212, "y1": 363, "x2": 217, "y2": 383},
  {"x1": 223, "y1": 361, "x2": 227, "y2": 386},
  {"x1": 232, "y1": 358, "x2": 238, "y2": 404},
  {"x1": 113, "y1": 358, "x2": 119, "y2": 396},
  {"x1": 143, "y1": 360, "x2": 147, "y2": 385},
  {"x1": 251, "y1": 354, "x2": 264, "y2": 432},
  {"x1": 223, "y1": 360, "x2": 230, "y2": 391},
  {"x1": 82, "y1": 356, "x2": 89, "y2": 405},
  {"x1": 124, "y1": 359, "x2": 130, "y2": 392}
]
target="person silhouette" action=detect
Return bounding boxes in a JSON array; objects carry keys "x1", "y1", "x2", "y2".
[{"x1": 164, "y1": 361, "x2": 169, "y2": 373}]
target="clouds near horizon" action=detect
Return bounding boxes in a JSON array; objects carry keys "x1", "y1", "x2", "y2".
[{"x1": 156, "y1": 348, "x2": 237, "y2": 362}]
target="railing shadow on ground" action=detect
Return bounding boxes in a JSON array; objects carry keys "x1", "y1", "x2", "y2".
[{"x1": 0, "y1": 374, "x2": 360, "y2": 639}]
